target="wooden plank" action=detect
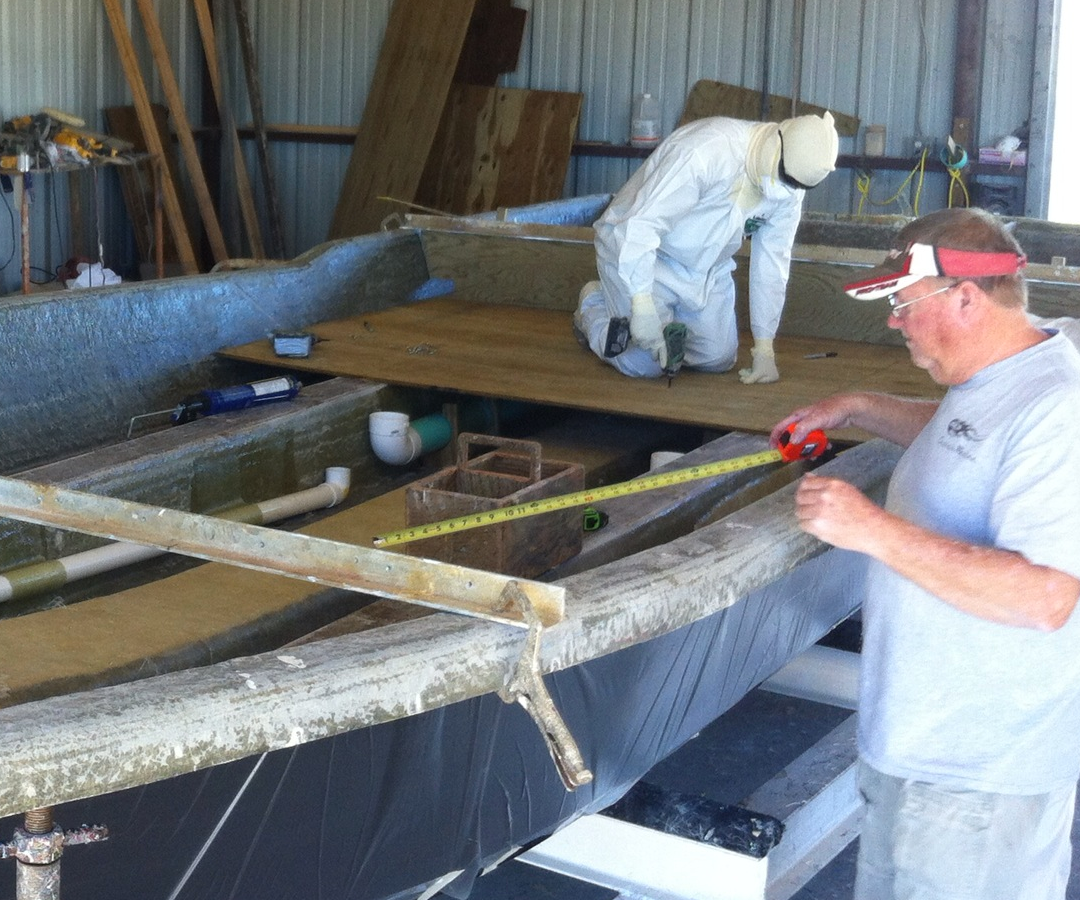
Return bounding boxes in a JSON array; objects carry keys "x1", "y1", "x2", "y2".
[
  {"x1": 220, "y1": 297, "x2": 944, "y2": 441},
  {"x1": 678, "y1": 79, "x2": 860, "y2": 137},
  {"x1": 104, "y1": 104, "x2": 186, "y2": 269},
  {"x1": 134, "y1": 0, "x2": 229, "y2": 264},
  {"x1": 101, "y1": 0, "x2": 198, "y2": 274},
  {"x1": 329, "y1": 0, "x2": 478, "y2": 239},
  {"x1": 231, "y1": 0, "x2": 286, "y2": 257},
  {"x1": 415, "y1": 86, "x2": 583, "y2": 215},
  {"x1": 193, "y1": 0, "x2": 265, "y2": 259},
  {"x1": 0, "y1": 476, "x2": 565, "y2": 629}
]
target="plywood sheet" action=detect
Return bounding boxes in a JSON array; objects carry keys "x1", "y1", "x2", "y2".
[
  {"x1": 678, "y1": 79, "x2": 859, "y2": 137},
  {"x1": 329, "y1": 0, "x2": 478, "y2": 239},
  {"x1": 415, "y1": 86, "x2": 583, "y2": 215},
  {"x1": 220, "y1": 297, "x2": 943, "y2": 439},
  {"x1": 453, "y1": 0, "x2": 527, "y2": 86}
]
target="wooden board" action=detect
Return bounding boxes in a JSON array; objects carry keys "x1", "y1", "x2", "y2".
[
  {"x1": 220, "y1": 297, "x2": 944, "y2": 440},
  {"x1": 329, "y1": 0, "x2": 478, "y2": 238},
  {"x1": 678, "y1": 79, "x2": 859, "y2": 137},
  {"x1": 135, "y1": 0, "x2": 228, "y2": 264},
  {"x1": 104, "y1": 104, "x2": 183, "y2": 268},
  {"x1": 415, "y1": 86, "x2": 582, "y2": 215},
  {"x1": 193, "y1": 0, "x2": 265, "y2": 259},
  {"x1": 453, "y1": 0, "x2": 527, "y2": 85}
]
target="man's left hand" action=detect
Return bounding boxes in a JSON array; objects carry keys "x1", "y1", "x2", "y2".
[
  {"x1": 739, "y1": 338, "x2": 779, "y2": 383},
  {"x1": 795, "y1": 473, "x2": 881, "y2": 553}
]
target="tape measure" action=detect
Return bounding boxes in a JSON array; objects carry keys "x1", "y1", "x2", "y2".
[{"x1": 372, "y1": 427, "x2": 827, "y2": 548}]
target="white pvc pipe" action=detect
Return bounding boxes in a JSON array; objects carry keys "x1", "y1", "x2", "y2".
[
  {"x1": 238, "y1": 466, "x2": 351, "y2": 522},
  {"x1": 0, "y1": 467, "x2": 352, "y2": 604},
  {"x1": 369, "y1": 411, "x2": 422, "y2": 466},
  {"x1": 759, "y1": 644, "x2": 860, "y2": 710},
  {"x1": 369, "y1": 411, "x2": 452, "y2": 466}
]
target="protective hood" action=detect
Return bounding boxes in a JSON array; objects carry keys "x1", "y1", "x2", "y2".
[
  {"x1": 735, "y1": 122, "x2": 783, "y2": 210},
  {"x1": 778, "y1": 111, "x2": 839, "y2": 188}
]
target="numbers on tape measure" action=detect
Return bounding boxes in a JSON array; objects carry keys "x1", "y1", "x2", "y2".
[{"x1": 373, "y1": 426, "x2": 829, "y2": 548}]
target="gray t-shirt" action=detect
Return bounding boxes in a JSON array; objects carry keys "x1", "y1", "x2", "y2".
[{"x1": 859, "y1": 331, "x2": 1080, "y2": 794}]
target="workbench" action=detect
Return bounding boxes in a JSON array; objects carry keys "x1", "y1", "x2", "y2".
[{"x1": 0, "y1": 153, "x2": 162, "y2": 294}]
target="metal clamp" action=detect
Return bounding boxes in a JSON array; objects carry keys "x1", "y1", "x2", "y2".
[{"x1": 497, "y1": 581, "x2": 594, "y2": 791}]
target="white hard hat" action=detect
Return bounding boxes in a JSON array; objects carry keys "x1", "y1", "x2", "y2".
[{"x1": 778, "y1": 111, "x2": 839, "y2": 188}]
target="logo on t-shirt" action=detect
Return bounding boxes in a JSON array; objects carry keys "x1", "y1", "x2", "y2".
[
  {"x1": 946, "y1": 419, "x2": 984, "y2": 441},
  {"x1": 937, "y1": 418, "x2": 983, "y2": 462}
]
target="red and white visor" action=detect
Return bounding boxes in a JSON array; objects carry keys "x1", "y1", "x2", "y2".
[{"x1": 844, "y1": 242, "x2": 1027, "y2": 300}]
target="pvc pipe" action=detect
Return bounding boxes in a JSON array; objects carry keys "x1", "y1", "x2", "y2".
[
  {"x1": 369, "y1": 411, "x2": 452, "y2": 466},
  {"x1": 0, "y1": 467, "x2": 352, "y2": 605},
  {"x1": 759, "y1": 644, "x2": 860, "y2": 711}
]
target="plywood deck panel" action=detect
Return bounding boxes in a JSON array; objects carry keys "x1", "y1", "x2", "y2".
[{"x1": 221, "y1": 298, "x2": 943, "y2": 440}]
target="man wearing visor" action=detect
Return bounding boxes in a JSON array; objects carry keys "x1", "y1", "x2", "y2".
[
  {"x1": 574, "y1": 111, "x2": 839, "y2": 382},
  {"x1": 772, "y1": 207, "x2": 1080, "y2": 899}
]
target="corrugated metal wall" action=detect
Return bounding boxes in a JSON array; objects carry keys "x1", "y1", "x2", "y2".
[{"x1": 0, "y1": 0, "x2": 1046, "y2": 295}]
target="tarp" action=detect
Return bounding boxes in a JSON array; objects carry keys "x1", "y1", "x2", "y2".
[{"x1": 0, "y1": 548, "x2": 863, "y2": 900}]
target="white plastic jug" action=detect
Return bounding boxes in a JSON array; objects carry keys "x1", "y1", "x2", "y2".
[{"x1": 630, "y1": 93, "x2": 661, "y2": 148}]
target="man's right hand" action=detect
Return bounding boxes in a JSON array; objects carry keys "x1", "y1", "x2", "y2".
[{"x1": 630, "y1": 293, "x2": 667, "y2": 369}]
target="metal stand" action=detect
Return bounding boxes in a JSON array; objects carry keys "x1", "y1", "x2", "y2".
[{"x1": 2, "y1": 808, "x2": 108, "y2": 900}]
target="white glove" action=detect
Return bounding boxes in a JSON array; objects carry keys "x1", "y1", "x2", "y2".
[
  {"x1": 738, "y1": 337, "x2": 780, "y2": 384},
  {"x1": 630, "y1": 293, "x2": 667, "y2": 369}
]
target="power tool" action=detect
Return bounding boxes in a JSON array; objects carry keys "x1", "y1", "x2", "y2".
[{"x1": 662, "y1": 322, "x2": 687, "y2": 386}]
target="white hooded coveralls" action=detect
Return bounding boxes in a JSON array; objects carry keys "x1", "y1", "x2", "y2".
[{"x1": 578, "y1": 116, "x2": 805, "y2": 377}]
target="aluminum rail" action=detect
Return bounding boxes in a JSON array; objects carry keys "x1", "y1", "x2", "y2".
[
  {"x1": 0, "y1": 477, "x2": 565, "y2": 628},
  {"x1": 0, "y1": 441, "x2": 901, "y2": 817}
]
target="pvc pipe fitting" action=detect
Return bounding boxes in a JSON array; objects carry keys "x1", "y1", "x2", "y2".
[{"x1": 369, "y1": 411, "x2": 452, "y2": 466}]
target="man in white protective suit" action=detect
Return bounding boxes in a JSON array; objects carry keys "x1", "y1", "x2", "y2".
[{"x1": 574, "y1": 111, "x2": 840, "y2": 382}]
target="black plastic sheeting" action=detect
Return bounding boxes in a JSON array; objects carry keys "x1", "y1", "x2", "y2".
[{"x1": 0, "y1": 549, "x2": 862, "y2": 900}]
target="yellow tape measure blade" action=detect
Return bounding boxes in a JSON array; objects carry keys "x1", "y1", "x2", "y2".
[{"x1": 372, "y1": 447, "x2": 784, "y2": 548}]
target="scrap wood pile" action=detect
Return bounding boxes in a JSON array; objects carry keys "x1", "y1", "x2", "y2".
[
  {"x1": 330, "y1": 0, "x2": 583, "y2": 237},
  {"x1": 101, "y1": 0, "x2": 275, "y2": 275}
]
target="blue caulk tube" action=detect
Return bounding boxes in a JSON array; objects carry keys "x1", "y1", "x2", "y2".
[{"x1": 171, "y1": 376, "x2": 302, "y2": 425}]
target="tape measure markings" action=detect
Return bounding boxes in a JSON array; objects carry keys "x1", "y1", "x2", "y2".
[{"x1": 373, "y1": 448, "x2": 784, "y2": 548}]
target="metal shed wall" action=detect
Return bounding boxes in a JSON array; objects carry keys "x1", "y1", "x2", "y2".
[{"x1": 0, "y1": 1, "x2": 1048, "y2": 296}]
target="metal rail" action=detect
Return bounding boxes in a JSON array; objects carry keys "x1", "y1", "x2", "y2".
[{"x1": 0, "y1": 476, "x2": 565, "y2": 628}]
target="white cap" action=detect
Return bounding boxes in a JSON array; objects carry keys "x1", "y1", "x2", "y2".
[{"x1": 777, "y1": 111, "x2": 839, "y2": 188}]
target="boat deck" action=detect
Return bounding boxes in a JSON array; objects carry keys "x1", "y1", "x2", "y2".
[{"x1": 220, "y1": 297, "x2": 942, "y2": 440}]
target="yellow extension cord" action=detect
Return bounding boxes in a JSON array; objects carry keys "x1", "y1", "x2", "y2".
[{"x1": 856, "y1": 148, "x2": 931, "y2": 217}]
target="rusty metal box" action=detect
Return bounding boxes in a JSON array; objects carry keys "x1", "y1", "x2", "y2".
[{"x1": 404, "y1": 433, "x2": 584, "y2": 577}]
